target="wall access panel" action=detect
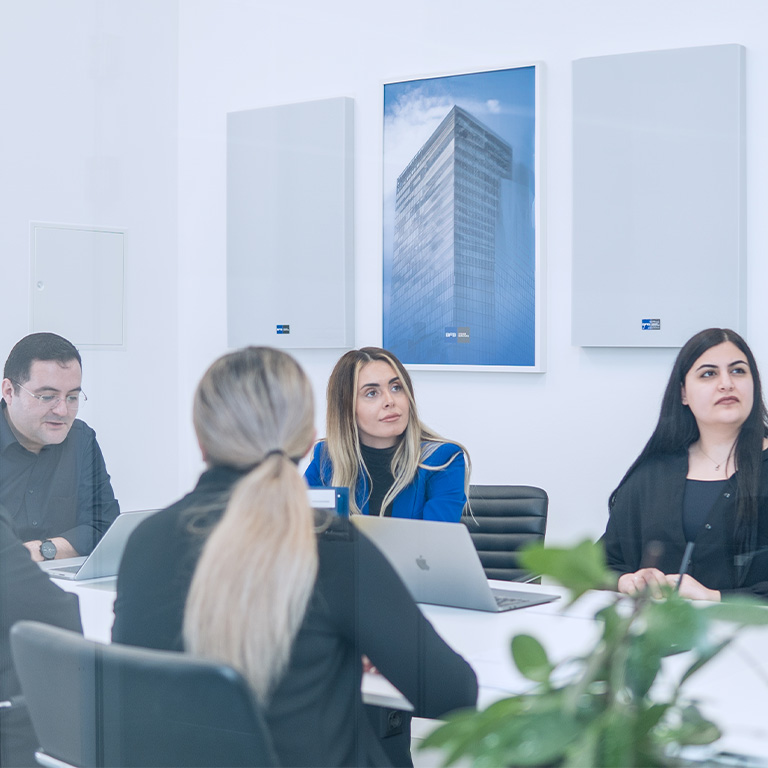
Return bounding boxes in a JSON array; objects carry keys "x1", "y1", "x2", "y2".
[
  {"x1": 31, "y1": 223, "x2": 125, "y2": 349},
  {"x1": 227, "y1": 97, "x2": 354, "y2": 349},
  {"x1": 572, "y1": 45, "x2": 746, "y2": 347}
]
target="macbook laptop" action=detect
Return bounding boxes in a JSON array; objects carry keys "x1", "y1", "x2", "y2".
[
  {"x1": 352, "y1": 516, "x2": 560, "y2": 613},
  {"x1": 39, "y1": 509, "x2": 158, "y2": 581}
]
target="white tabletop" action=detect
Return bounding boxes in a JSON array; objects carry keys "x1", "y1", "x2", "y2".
[{"x1": 52, "y1": 575, "x2": 768, "y2": 763}]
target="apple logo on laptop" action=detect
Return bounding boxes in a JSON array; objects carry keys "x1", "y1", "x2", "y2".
[{"x1": 416, "y1": 555, "x2": 430, "y2": 571}]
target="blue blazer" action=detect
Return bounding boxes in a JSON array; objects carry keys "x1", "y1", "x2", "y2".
[{"x1": 304, "y1": 441, "x2": 467, "y2": 522}]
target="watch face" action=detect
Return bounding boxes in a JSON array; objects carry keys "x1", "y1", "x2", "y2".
[{"x1": 40, "y1": 540, "x2": 57, "y2": 560}]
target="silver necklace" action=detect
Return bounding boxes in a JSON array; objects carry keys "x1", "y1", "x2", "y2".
[{"x1": 698, "y1": 444, "x2": 731, "y2": 472}]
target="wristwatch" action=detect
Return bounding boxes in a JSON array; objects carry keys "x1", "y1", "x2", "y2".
[{"x1": 39, "y1": 539, "x2": 57, "y2": 560}]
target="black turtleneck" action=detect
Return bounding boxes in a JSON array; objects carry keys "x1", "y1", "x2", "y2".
[{"x1": 360, "y1": 443, "x2": 396, "y2": 516}]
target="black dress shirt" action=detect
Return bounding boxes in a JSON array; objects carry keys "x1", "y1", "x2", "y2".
[{"x1": 0, "y1": 404, "x2": 119, "y2": 554}]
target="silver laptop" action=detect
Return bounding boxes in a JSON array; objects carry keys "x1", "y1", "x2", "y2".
[
  {"x1": 39, "y1": 510, "x2": 158, "y2": 581},
  {"x1": 352, "y1": 516, "x2": 560, "y2": 613}
]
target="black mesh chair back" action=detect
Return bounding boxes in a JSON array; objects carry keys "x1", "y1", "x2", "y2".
[
  {"x1": 10, "y1": 621, "x2": 278, "y2": 768},
  {"x1": 463, "y1": 485, "x2": 548, "y2": 581}
]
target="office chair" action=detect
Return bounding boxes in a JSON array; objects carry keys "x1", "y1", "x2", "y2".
[
  {"x1": 9, "y1": 621, "x2": 279, "y2": 768},
  {"x1": 464, "y1": 485, "x2": 548, "y2": 581}
]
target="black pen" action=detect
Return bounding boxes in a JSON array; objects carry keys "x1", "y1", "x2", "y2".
[{"x1": 675, "y1": 541, "x2": 695, "y2": 592}]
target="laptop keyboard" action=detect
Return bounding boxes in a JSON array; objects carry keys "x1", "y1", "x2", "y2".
[
  {"x1": 493, "y1": 593, "x2": 532, "y2": 609},
  {"x1": 52, "y1": 565, "x2": 81, "y2": 574}
]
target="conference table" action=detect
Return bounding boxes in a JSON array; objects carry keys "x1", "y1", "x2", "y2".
[{"x1": 54, "y1": 576, "x2": 768, "y2": 766}]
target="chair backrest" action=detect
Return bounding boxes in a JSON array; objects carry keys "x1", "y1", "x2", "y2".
[
  {"x1": 463, "y1": 485, "x2": 548, "y2": 581},
  {"x1": 10, "y1": 621, "x2": 279, "y2": 768}
]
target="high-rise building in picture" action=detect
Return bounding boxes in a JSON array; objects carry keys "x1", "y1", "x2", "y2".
[{"x1": 385, "y1": 105, "x2": 535, "y2": 366}]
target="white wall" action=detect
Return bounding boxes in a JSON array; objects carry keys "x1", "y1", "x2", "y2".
[
  {"x1": 0, "y1": 1, "x2": 181, "y2": 511},
  {"x1": 176, "y1": 0, "x2": 768, "y2": 544},
  {"x1": 4, "y1": 1, "x2": 768, "y2": 545}
]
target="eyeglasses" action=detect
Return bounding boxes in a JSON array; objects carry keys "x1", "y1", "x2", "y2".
[{"x1": 14, "y1": 382, "x2": 87, "y2": 410}]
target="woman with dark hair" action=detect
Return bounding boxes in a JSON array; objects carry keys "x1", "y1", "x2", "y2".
[
  {"x1": 601, "y1": 328, "x2": 768, "y2": 601},
  {"x1": 304, "y1": 347, "x2": 470, "y2": 521}
]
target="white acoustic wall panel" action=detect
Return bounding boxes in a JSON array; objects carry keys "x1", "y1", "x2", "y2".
[
  {"x1": 572, "y1": 45, "x2": 746, "y2": 347},
  {"x1": 227, "y1": 97, "x2": 354, "y2": 349},
  {"x1": 31, "y1": 223, "x2": 125, "y2": 349}
]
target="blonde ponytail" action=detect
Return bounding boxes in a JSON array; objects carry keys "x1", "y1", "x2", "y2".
[{"x1": 182, "y1": 347, "x2": 317, "y2": 703}]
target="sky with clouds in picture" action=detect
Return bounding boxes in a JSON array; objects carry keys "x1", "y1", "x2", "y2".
[
  {"x1": 382, "y1": 65, "x2": 536, "y2": 283},
  {"x1": 383, "y1": 66, "x2": 536, "y2": 206}
]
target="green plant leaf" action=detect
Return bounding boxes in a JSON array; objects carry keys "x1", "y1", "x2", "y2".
[
  {"x1": 511, "y1": 634, "x2": 553, "y2": 683},
  {"x1": 662, "y1": 703, "x2": 722, "y2": 747},
  {"x1": 700, "y1": 597, "x2": 768, "y2": 626},
  {"x1": 420, "y1": 695, "x2": 538, "y2": 764},
  {"x1": 420, "y1": 708, "x2": 502, "y2": 765},
  {"x1": 625, "y1": 638, "x2": 663, "y2": 698},
  {"x1": 597, "y1": 601, "x2": 627, "y2": 646},
  {"x1": 642, "y1": 593, "x2": 707, "y2": 655},
  {"x1": 421, "y1": 539, "x2": 745, "y2": 768},
  {"x1": 598, "y1": 707, "x2": 638, "y2": 767},
  {"x1": 637, "y1": 702, "x2": 671, "y2": 735},
  {"x1": 519, "y1": 539, "x2": 616, "y2": 600},
  {"x1": 562, "y1": 720, "x2": 600, "y2": 768},
  {"x1": 679, "y1": 636, "x2": 732, "y2": 686},
  {"x1": 475, "y1": 709, "x2": 582, "y2": 767}
]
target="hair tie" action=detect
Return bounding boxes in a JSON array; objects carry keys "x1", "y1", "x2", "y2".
[{"x1": 263, "y1": 449, "x2": 300, "y2": 466}]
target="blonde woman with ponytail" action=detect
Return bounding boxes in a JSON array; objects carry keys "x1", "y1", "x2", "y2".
[
  {"x1": 305, "y1": 347, "x2": 470, "y2": 521},
  {"x1": 112, "y1": 347, "x2": 477, "y2": 767}
]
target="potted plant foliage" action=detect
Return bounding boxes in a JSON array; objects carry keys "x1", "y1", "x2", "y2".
[{"x1": 422, "y1": 540, "x2": 768, "y2": 767}]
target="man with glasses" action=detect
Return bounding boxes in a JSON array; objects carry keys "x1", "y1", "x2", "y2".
[{"x1": 0, "y1": 333, "x2": 119, "y2": 561}]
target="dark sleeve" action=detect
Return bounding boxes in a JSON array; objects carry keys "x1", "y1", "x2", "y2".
[
  {"x1": 421, "y1": 447, "x2": 467, "y2": 523},
  {"x1": 598, "y1": 471, "x2": 647, "y2": 579},
  {"x1": 721, "y1": 463, "x2": 768, "y2": 601},
  {"x1": 112, "y1": 513, "x2": 188, "y2": 651},
  {"x1": 720, "y1": 584, "x2": 768, "y2": 601},
  {"x1": 0, "y1": 509, "x2": 82, "y2": 688},
  {"x1": 325, "y1": 530, "x2": 478, "y2": 718},
  {"x1": 60, "y1": 427, "x2": 120, "y2": 555},
  {"x1": 0, "y1": 510, "x2": 82, "y2": 633},
  {"x1": 599, "y1": 508, "x2": 635, "y2": 578},
  {"x1": 0, "y1": 509, "x2": 82, "y2": 766}
]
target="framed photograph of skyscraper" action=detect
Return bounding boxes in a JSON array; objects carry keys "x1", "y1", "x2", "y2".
[{"x1": 382, "y1": 64, "x2": 543, "y2": 371}]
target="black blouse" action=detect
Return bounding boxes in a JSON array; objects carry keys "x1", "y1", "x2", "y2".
[{"x1": 112, "y1": 466, "x2": 478, "y2": 767}]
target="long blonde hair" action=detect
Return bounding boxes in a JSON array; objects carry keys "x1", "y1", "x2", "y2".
[
  {"x1": 323, "y1": 347, "x2": 470, "y2": 515},
  {"x1": 183, "y1": 347, "x2": 317, "y2": 703}
]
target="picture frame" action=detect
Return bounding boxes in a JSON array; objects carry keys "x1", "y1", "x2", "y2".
[{"x1": 382, "y1": 64, "x2": 544, "y2": 371}]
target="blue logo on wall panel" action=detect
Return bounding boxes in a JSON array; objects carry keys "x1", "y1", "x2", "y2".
[
  {"x1": 276, "y1": 324, "x2": 290, "y2": 335},
  {"x1": 641, "y1": 319, "x2": 661, "y2": 331}
]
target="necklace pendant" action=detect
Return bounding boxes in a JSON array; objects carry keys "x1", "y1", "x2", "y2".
[{"x1": 715, "y1": 463, "x2": 721, "y2": 471}]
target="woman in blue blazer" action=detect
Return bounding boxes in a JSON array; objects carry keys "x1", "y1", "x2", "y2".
[
  {"x1": 304, "y1": 347, "x2": 470, "y2": 522},
  {"x1": 304, "y1": 346, "x2": 471, "y2": 766}
]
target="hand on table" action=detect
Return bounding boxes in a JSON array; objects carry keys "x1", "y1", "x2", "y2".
[
  {"x1": 665, "y1": 573, "x2": 721, "y2": 602},
  {"x1": 618, "y1": 569, "x2": 721, "y2": 602},
  {"x1": 618, "y1": 568, "x2": 668, "y2": 597}
]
